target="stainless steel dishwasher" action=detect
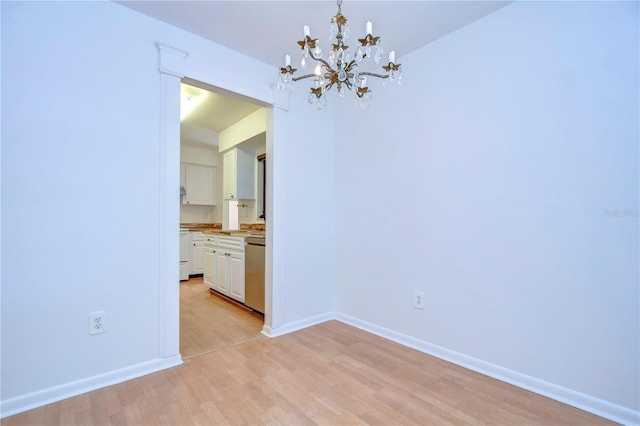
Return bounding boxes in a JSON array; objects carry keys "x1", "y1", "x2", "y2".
[{"x1": 244, "y1": 237, "x2": 265, "y2": 314}]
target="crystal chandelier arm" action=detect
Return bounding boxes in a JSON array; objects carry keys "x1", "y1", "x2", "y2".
[
  {"x1": 292, "y1": 73, "x2": 320, "y2": 82},
  {"x1": 359, "y1": 71, "x2": 389, "y2": 79},
  {"x1": 308, "y1": 49, "x2": 334, "y2": 73}
]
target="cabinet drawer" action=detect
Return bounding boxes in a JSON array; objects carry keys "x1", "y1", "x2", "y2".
[
  {"x1": 191, "y1": 231, "x2": 204, "y2": 241},
  {"x1": 204, "y1": 235, "x2": 217, "y2": 246},
  {"x1": 217, "y1": 236, "x2": 245, "y2": 252}
]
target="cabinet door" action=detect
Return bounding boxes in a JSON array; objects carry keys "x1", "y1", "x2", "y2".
[
  {"x1": 216, "y1": 251, "x2": 229, "y2": 295},
  {"x1": 203, "y1": 249, "x2": 217, "y2": 290},
  {"x1": 222, "y1": 148, "x2": 256, "y2": 200},
  {"x1": 185, "y1": 163, "x2": 216, "y2": 205},
  {"x1": 191, "y1": 240, "x2": 205, "y2": 274},
  {"x1": 228, "y1": 252, "x2": 245, "y2": 303},
  {"x1": 222, "y1": 150, "x2": 236, "y2": 199}
]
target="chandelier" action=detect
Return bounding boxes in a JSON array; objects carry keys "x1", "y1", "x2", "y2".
[{"x1": 277, "y1": 0, "x2": 402, "y2": 109}]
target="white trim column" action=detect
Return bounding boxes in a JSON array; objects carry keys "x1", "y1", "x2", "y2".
[
  {"x1": 156, "y1": 42, "x2": 188, "y2": 358},
  {"x1": 262, "y1": 86, "x2": 289, "y2": 335}
]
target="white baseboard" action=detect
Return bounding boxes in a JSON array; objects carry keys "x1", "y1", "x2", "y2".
[
  {"x1": 1, "y1": 355, "x2": 183, "y2": 419},
  {"x1": 4, "y1": 315, "x2": 638, "y2": 426},
  {"x1": 335, "y1": 313, "x2": 639, "y2": 426},
  {"x1": 261, "y1": 311, "x2": 336, "y2": 338}
]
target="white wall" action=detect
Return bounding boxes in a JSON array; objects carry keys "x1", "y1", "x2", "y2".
[
  {"x1": 267, "y1": 87, "x2": 337, "y2": 333},
  {"x1": 2, "y1": 1, "x2": 168, "y2": 406},
  {"x1": 335, "y1": 0, "x2": 638, "y2": 422},
  {"x1": 1, "y1": 0, "x2": 334, "y2": 415},
  {"x1": 180, "y1": 203, "x2": 218, "y2": 224},
  {"x1": 181, "y1": 145, "x2": 217, "y2": 167}
]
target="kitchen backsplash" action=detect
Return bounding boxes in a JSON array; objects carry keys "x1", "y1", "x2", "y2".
[
  {"x1": 181, "y1": 200, "x2": 263, "y2": 227},
  {"x1": 180, "y1": 204, "x2": 218, "y2": 224},
  {"x1": 240, "y1": 223, "x2": 265, "y2": 231},
  {"x1": 237, "y1": 199, "x2": 258, "y2": 222}
]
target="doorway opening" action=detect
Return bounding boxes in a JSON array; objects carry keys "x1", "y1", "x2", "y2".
[{"x1": 178, "y1": 77, "x2": 269, "y2": 359}]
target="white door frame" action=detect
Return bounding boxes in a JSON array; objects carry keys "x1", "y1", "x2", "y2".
[
  {"x1": 157, "y1": 42, "x2": 187, "y2": 358},
  {"x1": 156, "y1": 42, "x2": 280, "y2": 359}
]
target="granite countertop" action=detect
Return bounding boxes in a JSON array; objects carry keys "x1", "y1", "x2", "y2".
[
  {"x1": 202, "y1": 229, "x2": 265, "y2": 238},
  {"x1": 180, "y1": 223, "x2": 265, "y2": 238},
  {"x1": 180, "y1": 223, "x2": 222, "y2": 232}
]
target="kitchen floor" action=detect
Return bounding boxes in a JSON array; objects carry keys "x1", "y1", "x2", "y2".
[{"x1": 180, "y1": 277, "x2": 264, "y2": 358}]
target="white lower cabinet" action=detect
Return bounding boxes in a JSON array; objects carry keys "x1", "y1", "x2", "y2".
[
  {"x1": 216, "y1": 250, "x2": 229, "y2": 295},
  {"x1": 227, "y1": 252, "x2": 245, "y2": 302},
  {"x1": 190, "y1": 232, "x2": 204, "y2": 275},
  {"x1": 203, "y1": 235, "x2": 245, "y2": 303},
  {"x1": 203, "y1": 247, "x2": 217, "y2": 289}
]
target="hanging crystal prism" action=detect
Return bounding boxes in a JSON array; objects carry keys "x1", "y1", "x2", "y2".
[
  {"x1": 352, "y1": 64, "x2": 359, "y2": 88},
  {"x1": 278, "y1": 71, "x2": 291, "y2": 90},
  {"x1": 343, "y1": 25, "x2": 350, "y2": 40},
  {"x1": 374, "y1": 44, "x2": 383, "y2": 64}
]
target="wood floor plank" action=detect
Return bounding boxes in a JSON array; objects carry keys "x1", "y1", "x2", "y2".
[
  {"x1": 179, "y1": 277, "x2": 264, "y2": 359},
  {"x1": 3, "y1": 320, "x2": 619, "y2": 426}
]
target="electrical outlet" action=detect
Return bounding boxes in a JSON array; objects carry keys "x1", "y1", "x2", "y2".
[
  {"x1": 414, "y1": 291, "x2": 425, "y2": 310},
  {"x1": 89, "y1": 311, "x2": 106, "y2": 335}
]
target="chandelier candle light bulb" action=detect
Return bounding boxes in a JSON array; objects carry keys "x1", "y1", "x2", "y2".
[{"x1": 277, "y1": 0, "x2": 402, "y2": 109}]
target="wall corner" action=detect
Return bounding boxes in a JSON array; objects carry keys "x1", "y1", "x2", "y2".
[{"x1": 271, "y1": 84, "x2": 290, "y2": 112}]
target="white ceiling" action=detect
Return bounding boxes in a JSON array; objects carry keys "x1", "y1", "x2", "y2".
[
  {"x1": 180, "y1": 79, "x2": 265, "y2": 148},
  {"x1": 119, "y1": 0, "x2": 512, "y2": 146},
  {"x1": 181, "y1": 83, "x2": 261, "y2": 133},
  {"x1": 117, "y1": 1, "x2": 511, "y2": 68}
]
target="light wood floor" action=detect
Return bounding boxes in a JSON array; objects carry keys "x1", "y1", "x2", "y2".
[
  {"x1": 3, "y1": 321, "x2": 616, "y2": 425},
  {"x1": 179, "y1": 277, "x2": 264, "y2": 359}
]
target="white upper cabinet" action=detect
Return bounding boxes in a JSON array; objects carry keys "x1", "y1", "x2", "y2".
[
  {"x1": 182, "y1": 163, "x2": 217, "y2": 205},
  {"x1": 222, "y1": 147, "x2": 255, "y2": 200}
]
